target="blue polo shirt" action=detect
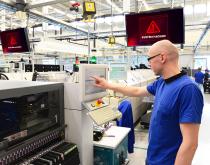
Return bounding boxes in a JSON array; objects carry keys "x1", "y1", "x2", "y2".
[
  {"x1": 194, "y1": 71, "x2": 204, "y2": 84},
  {"x1": 146, "y1": 73, "x2": 203, "y2": 165}
]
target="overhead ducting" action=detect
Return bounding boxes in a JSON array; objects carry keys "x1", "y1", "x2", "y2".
[{"x1": 15, "y1": 0, "x2": 27, "y2": 11}]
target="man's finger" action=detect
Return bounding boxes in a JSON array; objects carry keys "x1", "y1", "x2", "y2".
[
  {"x1": 90, "y1": 76, "x2": 99, "y2": 80},
  {"x1": 94, "y1": 84, "x2": 102, "y2": 88}
]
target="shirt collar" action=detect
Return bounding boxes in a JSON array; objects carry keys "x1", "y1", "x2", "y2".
[{"x1": 164, "y1": 71, "x2": 186, "y2": 84}]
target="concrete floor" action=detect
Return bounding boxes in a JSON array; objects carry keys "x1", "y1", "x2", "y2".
[{"x1": 128, "y1": 93, "x2": 210, "y2": 165}]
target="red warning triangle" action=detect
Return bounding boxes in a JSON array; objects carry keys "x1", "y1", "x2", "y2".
[
  {"x1": 10, "y1": 37, "x2": 17, "y2": 45},
  {"x1": 146, "y1": 21, "x2": 160, "y2": 34}
]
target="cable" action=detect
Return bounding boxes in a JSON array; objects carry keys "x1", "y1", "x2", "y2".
[{"x1": 0, "y1": 73, "x2": 9, "y2": 80}]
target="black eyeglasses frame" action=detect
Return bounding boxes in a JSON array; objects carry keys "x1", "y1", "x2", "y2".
[{"x1": 147, "y1": 53, "x2": 161, "y2": 62}]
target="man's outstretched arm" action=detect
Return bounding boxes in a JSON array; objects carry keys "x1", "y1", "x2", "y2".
[{"x1": 92, "y1": 76, "x2": 150, "y2": 97}]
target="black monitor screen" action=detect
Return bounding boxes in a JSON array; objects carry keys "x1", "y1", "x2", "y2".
[
  {"x1": 0, "y1": 28, "x2": 30, "y2": 53},
  {"x1": 125, "y1": 8, "x2": 184, "y2": 46}
]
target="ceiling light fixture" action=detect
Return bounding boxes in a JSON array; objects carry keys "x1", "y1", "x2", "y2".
[
  {"x1": 184, "y1": 5, "x2": 193, "y2": 15},
  {"x1": 143, "y1": 1, "x2": 149, "y2": 10},
  {"x1": 207, "y1": 2, "x2": 210, "y2": 16},
  {"x1": 15, "y1": 11, "x2": 27, "y2": 20},
  {"x1": 194, "y1": 4, "x2": 206, "y2": 14},
  {"x1": 163, "y1": 0, "x2": 168, "y2": 4},
  {"x1": 106, "y1": 0, "x2": 122, "y2": 13},
  {"x1": 51, "y1": 7, "x2": 75, "y2": 19},
  {"x1": 96, "y1": 17, "x2": 104, "y2": 24},
  {"x1": 138, "y1": 0, "x2": 150, "y2": 10}
]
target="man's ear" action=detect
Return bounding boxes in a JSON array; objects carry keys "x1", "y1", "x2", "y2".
[{"x1": 161, "y1": 53, "x2": 167, "y2": 64}]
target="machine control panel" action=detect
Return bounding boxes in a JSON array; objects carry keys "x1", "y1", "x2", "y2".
[
  {"x1": 84, "y1": 98, "x2": 109, "y2": 111},
  {"x1": 82, "y1": 99, "x2": 122, "y2": 126}
]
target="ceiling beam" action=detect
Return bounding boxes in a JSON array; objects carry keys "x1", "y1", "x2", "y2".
[
  {"x1": 193, "y1": 21, "x2": 210, "y2": 53},
  {"x1": 26, "y1": 0, "x2": 70, "y2": 10},
  {"x1": 0, "y1": 0, "x2": 16, "y2": 11},
  {"x1": 29, "y1": 10, "x2": 88, "y2": 35},
  {"x1": 0, "y1": 0, "x2": 14, "y2": 5}
]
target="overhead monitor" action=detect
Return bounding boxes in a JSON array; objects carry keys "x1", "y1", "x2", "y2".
[
  {"x1": 80, "y1": 64, "x2": 108, "y2": 102},
  {"x1": 125, "y1": 8, "x2": 184, "y2": 46},
  {"x1": 109, "y1": 63, "x2": 128, "y2": 81},
  {"x1": 0, "y1": 28, "x2": 30, "y2": 53}
]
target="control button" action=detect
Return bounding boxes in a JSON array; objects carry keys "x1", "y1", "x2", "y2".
[{"x1": 97, "y1": 98, "x2": 103, "y2": 104}]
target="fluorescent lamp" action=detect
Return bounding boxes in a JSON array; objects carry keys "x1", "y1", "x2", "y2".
[
  {"x1": 48, "y1": 25, "x2": 60, "y2": 30},
  {"x1": 163, "y1": 0, "x2": 168, "y2": 4},
  {"x1": 96, "y1": 17, "x2": 104, "y2": 24},
  {"x1": 112, "y1": 15, "x2": 124, "y2": 23},
  {"x1": 53, "y1": 8, "x2": 65, "y2": 15},
  {"x1": 36, "y1": 27, "x2": 43, "y2": 32},
  {"x1": 16, "y1": 11, "x2": 27, "y2": 20},
  {"x1": 123, "y1": 0, "x2": 131, "y2": 12},
  {"x1": 184, "y1": 5, "x2": 193, "y2": 15},
  {"x1": 142, "y1": 0, "x2": 150, "y2": 10},
  {"x1": 52, "y1": 7, "x2": 75, "y2": 19},
  {"x1": 66, "y1": 14, "x2": 75, "y2": 19},
  {"x1": 70, "y1": 21, "x2": 86, "y2": 27},
  {"x1": 207, "y1": 2, "x2": 210, "y2": 16},
  {"x1": 194, "y1": 4, "x2": 206, "y2": 14},
  {"x1": 105, "y1": 17, "x2": 112, "y2": 25},
  {"x1": 106, "y1": 0, "x2": 122, "y2": 13}
]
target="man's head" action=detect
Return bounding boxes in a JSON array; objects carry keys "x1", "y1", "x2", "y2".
[{"x1": 148, "y1": 40, "x2": 179, "y2": 76}]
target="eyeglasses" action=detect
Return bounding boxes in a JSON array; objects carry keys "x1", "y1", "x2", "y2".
[{"x1": 147, "y1": 53, "x2": 161, "y2": 62}]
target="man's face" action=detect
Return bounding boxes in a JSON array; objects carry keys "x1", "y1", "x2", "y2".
[{"x1": 147, "y1": 52, "x2": 163, "y2": 76}]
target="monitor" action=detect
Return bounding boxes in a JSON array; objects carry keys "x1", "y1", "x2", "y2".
[
  {"x1": 0, "y1": 28, "x2": 30, "y2": 53},
  {"x1": 125, "y1": 8, "x2": 184, "y2": 46},
  {"x1": 80, "y1": 64, "x2": 108, "y2": 102},
  {"x1": 109, "y1": 63, "x2": 128, "y2": 81}
]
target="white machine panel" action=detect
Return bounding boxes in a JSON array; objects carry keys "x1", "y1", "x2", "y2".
[{"x1": 64, "y1": 64, "x2": 110, "y2": 165}]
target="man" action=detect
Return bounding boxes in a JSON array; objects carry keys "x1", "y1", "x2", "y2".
[
  {"x1": 194, "y1": 67, "x2": 204, "y2": 90},
  {"x1": 204, "y1": 69, "x2": 209, "y2": 82},
  {"x1": 92, "y1": 40, "x2": 203, "y2": 165},
  {"x1": 203, "y1": 69, "x2": 209, "y2": 93}
]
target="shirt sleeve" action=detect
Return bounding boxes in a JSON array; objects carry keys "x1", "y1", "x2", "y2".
[
  {"x1": 147, "y1": 78, "x2": 161, "y2": 96},
  {"x1": 179, "y1": 84, "x2": 204, "y2": 123}
]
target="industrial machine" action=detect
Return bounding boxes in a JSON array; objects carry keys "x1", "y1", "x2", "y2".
[
  {"x1": 0, "y1": 80, "x2": 80, "y2": 165},
  {"x1": 64, "y1": 64, "x2": 122, "y2": 165},
  {"x1": 109, "y1": 62, "x2": 128, "y2": 82},
  {"x1": 9, "y1": 61, "x2": 25, "y2": 73}
]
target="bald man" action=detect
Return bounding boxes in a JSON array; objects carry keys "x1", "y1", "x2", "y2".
[{"x1": 93, "y1": 40, "x2": 203, "y2": 165}]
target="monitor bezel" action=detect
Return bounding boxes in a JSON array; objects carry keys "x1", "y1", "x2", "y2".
[
  {"x1": 125, "y1": 7, "x2": 185, "y2": 46},
  {"x1": 0, "y1": 28, "x2": 31, "y2": 54},
  {"x1": 80, "y1": 64, "x2": 108, "y2": 102}
]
